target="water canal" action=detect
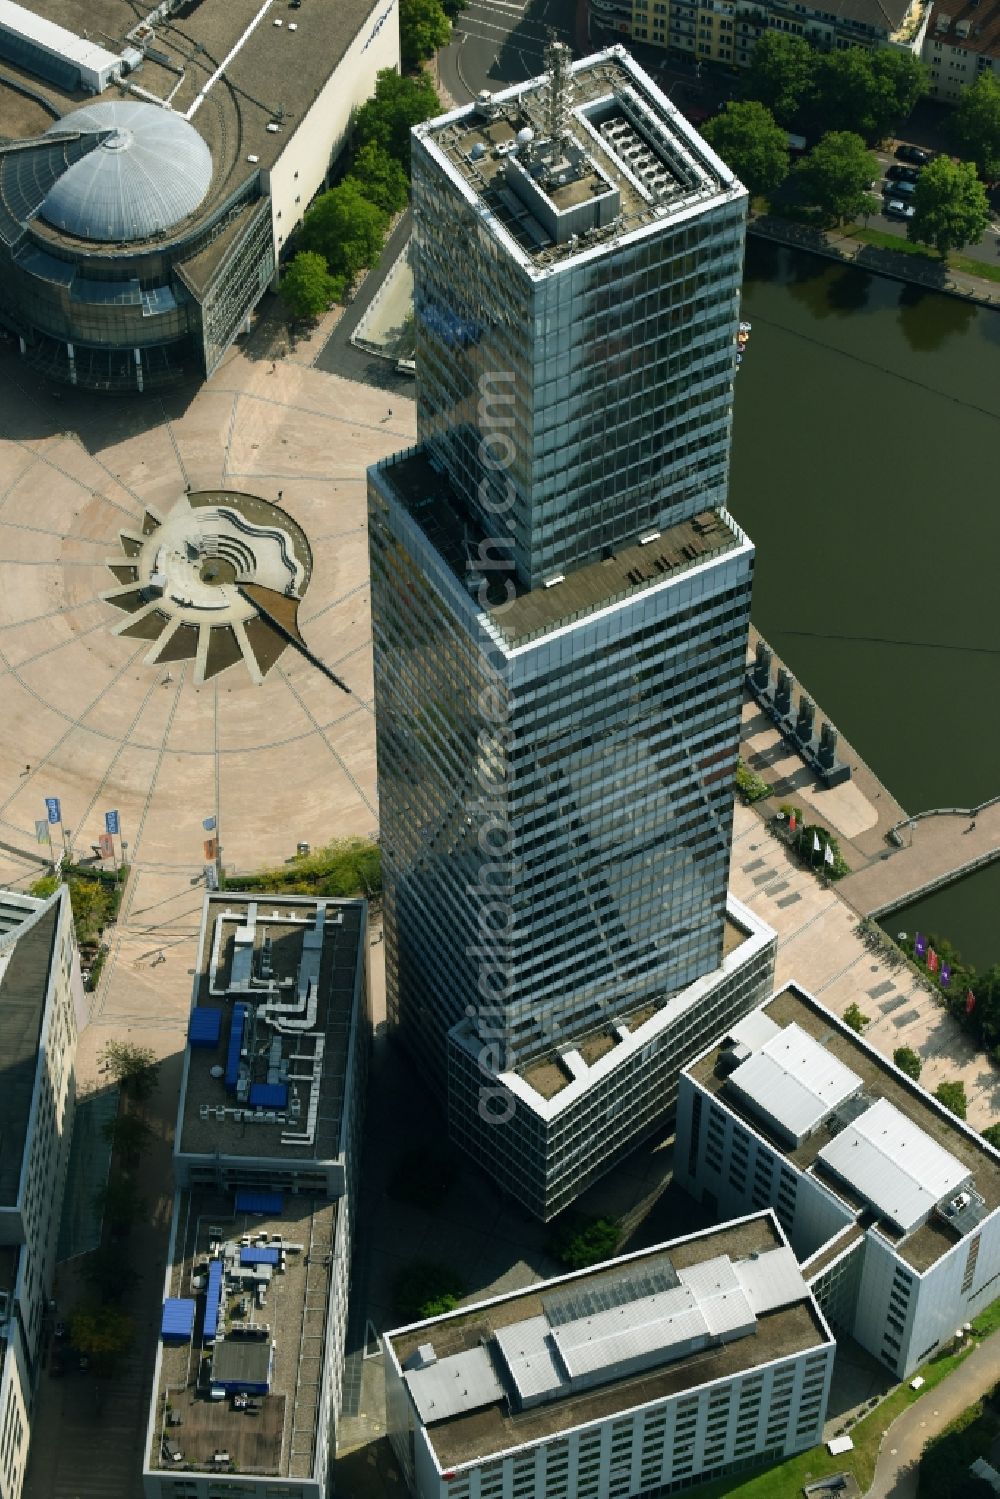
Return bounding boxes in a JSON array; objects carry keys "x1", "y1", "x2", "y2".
[{"x1": 728, "y1": 239, "x2": 1000, "y2": 962}]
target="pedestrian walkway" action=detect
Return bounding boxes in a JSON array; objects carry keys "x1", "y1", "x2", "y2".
[
  {"x1": 55, "y1": 1084, "x2": 118, "y2": 1263},
  {"x1": 839, "y1": 806, "x2": 1000, "y2": 919},
  {"x1": 728, "y1": 799, "x2": 1000, "y2": 1132},
  {"x1": 866, "y1": 1326, "x2": 1000, "y2": 1497}
]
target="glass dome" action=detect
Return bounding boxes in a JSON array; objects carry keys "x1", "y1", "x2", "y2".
[{"x1": 39, "y1": 101, "x2": 213, "y2": 243}]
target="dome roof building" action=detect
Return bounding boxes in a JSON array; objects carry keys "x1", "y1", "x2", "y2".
[
  {"x1": 0, "y1": 0, "x2": 399, "y2": 392},
  {"x1": 38, "y1": 102, "x2": 213, "y2": 242}
]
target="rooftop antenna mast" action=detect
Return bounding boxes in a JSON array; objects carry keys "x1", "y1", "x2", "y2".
[{"x1": 544, "y1": 36, "x2": 573, "y2": 148}]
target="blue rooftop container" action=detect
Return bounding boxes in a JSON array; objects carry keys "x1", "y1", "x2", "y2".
[
  {"x1": 204, "y1": 1259, "x2": 223, "y2": 1340},
  {"x1": 224, "y1": 1003, "x2": 247, "y2": 1090},
  {"x1": 188, "y1": 1007, "x2": 222, "y2": 1048},
  {"x1": 240, "y1": 1246, "x2": 280, "y2": 1268},
  {"x1": 248, "y1": 1082, "x2": 288, "y2": 1110},
  {"x1": 161, "y1": 1298, "x2": 195, "y2": 1342},
  {"x1": 234, "y1": 1189, "x2": 284, "y2": 1215}
]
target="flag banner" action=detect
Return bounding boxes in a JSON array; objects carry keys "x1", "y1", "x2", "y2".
[
  {"x1": 940, "y1": 963, "x2": 952, "y2": 987},
  {"x1": 966, "y1": 989, "x2": 977, "y2": 1015},
  {"x1": 35, "y1": 819, "x2": 48, "y2": 845},
  {"x1": 105, "y1": 810, "x2": 120, "y2": 835},
  {"x1": 45, "y1": 796, "x2": 61, "y2": 824},
  {"x1": 202, "y1": 815, "x2": 217, "y2": 832},
  {"x1": 98, "y1": 832, "x2": 114, "y2": 860},
  {"x1": 915, "y1": 933, "x2": 927, "y2": 957},
  {"x1": 927, "y1": 948, "x2": 939, "y2": 973},
  {"x1": 204, "y1": 838, "x2": 218, "y2": 861},
  {"x1": 824, "y1": 844, "x2": 834, "y2": 866},
  {"x1": 813, "y1": 832, "x2": 821, "y2": 852},
  {"x1": 204, "y1": 862, "x2": 219, "y2": 891},
  {"x1": 789, "y1": 813, "x2": 797, "y2": 833}
]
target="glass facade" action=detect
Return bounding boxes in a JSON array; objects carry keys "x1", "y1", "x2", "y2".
[
  {"x1": 370, "y1": 50, "x2": 757, "y2": 1194},
  {"x1": 412, "y1": 93, "x2": 746, "y2": 590}
]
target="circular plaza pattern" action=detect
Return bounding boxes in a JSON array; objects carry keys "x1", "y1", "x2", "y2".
[
  {"x1": 0, "y1": 346, "x2": 413, "y2": 1033},
  {"x1": 102, "y1": 490, "x2": 314, "y2": 683}
]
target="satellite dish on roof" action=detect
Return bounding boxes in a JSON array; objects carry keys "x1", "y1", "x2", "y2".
[{"x1": 210, "y1": 1065, "x2": 224, "y2": 1079}]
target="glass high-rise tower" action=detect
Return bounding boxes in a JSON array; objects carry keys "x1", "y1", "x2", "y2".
[{"x1": 368, "y1": 46, "x2": 776, "y2": 1217}]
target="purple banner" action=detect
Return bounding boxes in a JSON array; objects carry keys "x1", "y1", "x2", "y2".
[
  {"x1": 915, "y1": 932, "x2": 927, "y2": 957},
  {"x1": 940, "y1": 964, "x2": 952, "y2": 987}
]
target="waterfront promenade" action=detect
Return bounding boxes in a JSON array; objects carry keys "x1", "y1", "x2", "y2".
[{"x1": 740, "y1": 629, "x2": 1000, "y2": 921}]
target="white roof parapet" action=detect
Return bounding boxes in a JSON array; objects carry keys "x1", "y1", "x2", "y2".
[
  {"x1": 727, "y1": 1021, "x2": 863, "y2": 1146},
  {"x1": 816, "y1": 1097, "x2": 970, "y2": 1234}
]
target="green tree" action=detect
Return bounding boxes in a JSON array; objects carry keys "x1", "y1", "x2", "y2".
[
  {"x1": 843, "y1": 1002, "x2": 869, "y2": 1033},
  {"x1": 392, "y1": 1261, "x2": 464, "y2": 1322},
  {"x1": 353, "y1": 68, "x2": 440, "y2": 170},
  {"x1": 893, "y1": 1046, "x2": 923, "y2": 1081},
  {"x1": 299, "y1": 180, "x2": 388, "y2": 281},
  {"x1": 348, "y1": 142, "x2": 410, "y2": 215},
  {"x1": 280, "y1": 252, "x2": 344, "y2": 321},
  {"x1": 742, "y1": 33, "x2": 815, "y2": 128},
  {"x1": 547, "y1": 1215, "x2": 621, "y2": 1270},
  {"x1": 94, "y1": 1173, "x2": 145, "y2": 1234},
  {"x1": 909, "y1": 156, "x2": 990, "y2": 255},
  {"x1": 70, "y1": 1304, "x2": 135, "y2": 1371},
  {"x1": 99, "y1": 1039, "x2": 159, "y2": 1102},
  {"x1": 872, "y1": 49, "x2": 928, "y2": 127},
  {"x1": 441, "y1": 0, "x2": 468, "y2": 14},
  {"x1": 101, "y1": 1111, "x2": 154, "y2": 1166},
  {"x1": 399, "y1": 0, "x2": 451, "y2": 71},
  {"x1": 934, "y1": 1079, "x2": 968, "y2": 1120},
  {"x1": 809, "y1": 48, "x2": 927, "y2": 143},
  {"x1": 703, "y1": 101, "x2": 790, "y2": 196},
  {"x1": 953, "y1": 71, "x2": 1000, "y2": 182},
  {"x1": 982, "y1": 1122, "x2": 1000, "y2": 1150},
  {"x1": 796, "y1": 131, "x2": 879, "y2": 223}
]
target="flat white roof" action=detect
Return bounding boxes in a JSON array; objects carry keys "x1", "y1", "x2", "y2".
[
  {"x1": 728, "y1": 1022, "x2": 862, "y2": 1144},
  {"x1": 0, "y1": 0, "x2": 120, "y2": 73},
  {"x1": 817, "y1": 1097, "x2": 970, "y2": 1234},
  {"x1": 727, "y1": 1010, "x2": 782, "y2": 1051},
  {"x1": 734, "y1": 1246, "x2": 803, "y2": 1314},
  {"x1": 413, "y1": 1242, "x2": 808, "y2": 1418},
  {"x1": 404, "y1": 1347, "x2": 505, "y2": 1425}
]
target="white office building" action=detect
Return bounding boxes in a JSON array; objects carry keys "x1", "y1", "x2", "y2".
[
  {"x1": 142, "y1": 893, "x2": 370, "y2": 1499},
  {"x1": 0, "y1": 886, "x2": 84, "y2": 1499},
  {"x1": 675, "y1": 984, "x2": 1000, "y2": 1379},
  {"x1": 384, "y1": 1211, "x2": 835, "y2": 1499}
]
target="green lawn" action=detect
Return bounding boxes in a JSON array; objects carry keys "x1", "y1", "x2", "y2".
[
  {"x1": 847, "y1": 225, "x2": 940, "y2": 260},
  {"x1": 695, "y1": 1318, "x2": 1000, "y2": 1499},
  {"x1": 948, "y1": 252, "x2": 1000, "y2": 284}
]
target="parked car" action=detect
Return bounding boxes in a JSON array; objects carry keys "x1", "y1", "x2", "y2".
[
  {"x1": 896, "y1": 144, "x2": 932, "y2": 166},
  {"x1": 884, "y1": 199, "x2": 916, "y2": 220},
  {"x1": 883, "y1": 178, "x2": 916, "y2": 198},
  {"x1": 887, "y1": 165, "x2": 920, "y2": 184},
  {"x1": 53, "y1": 1320, "x2": 67, "y2": 1340}
]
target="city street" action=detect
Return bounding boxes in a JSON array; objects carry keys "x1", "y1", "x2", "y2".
[{"x1": 438, "y1": 0, "x2": 580, "y2": 103}]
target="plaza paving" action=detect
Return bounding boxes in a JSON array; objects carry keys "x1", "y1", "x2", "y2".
[{"x1": 0, "y1": 339, "x2": 410, "y2": 1499}]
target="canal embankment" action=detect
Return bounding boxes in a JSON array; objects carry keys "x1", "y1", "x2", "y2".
[{"x1": 749, "y1": 213, "x2": 1000, "y2": 311}]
